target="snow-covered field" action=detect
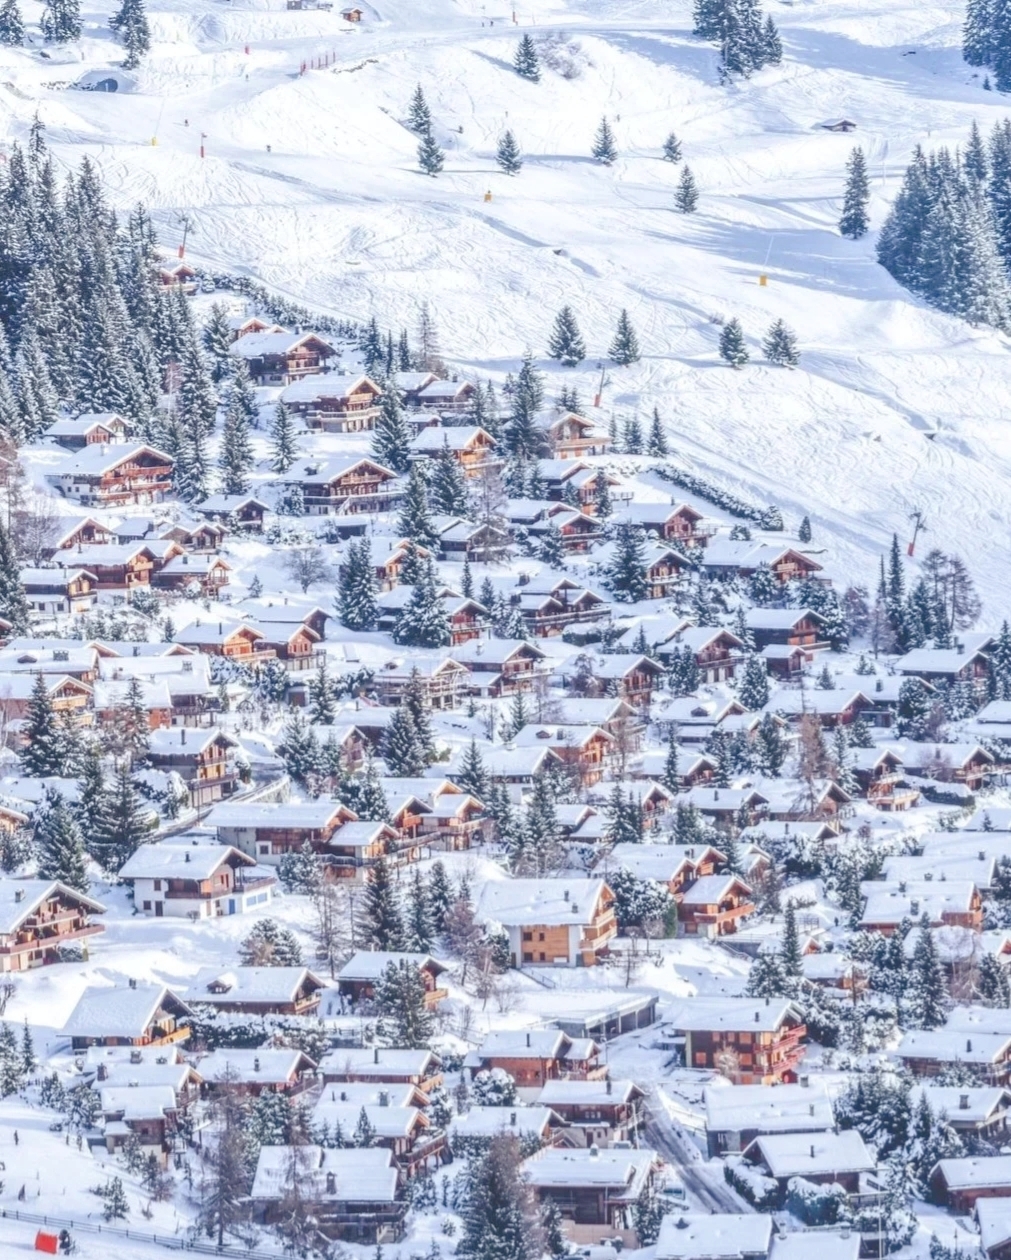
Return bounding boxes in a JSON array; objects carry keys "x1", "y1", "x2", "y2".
[{"x1": 2, "y1": 0, "x2": 1010, "y2": 609}]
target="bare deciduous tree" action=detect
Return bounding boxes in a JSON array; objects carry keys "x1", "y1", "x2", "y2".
[{"x1": 283, "y1": 545, "x2": 332, "y2": 594}]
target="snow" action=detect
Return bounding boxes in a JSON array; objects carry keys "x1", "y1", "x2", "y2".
[
  {"x1": 656, "y1": 1213, "x2": 773, "y2": 1260},
  {"x1": 747, "y1": 1130, "x2": 875, "y2": 1178}
]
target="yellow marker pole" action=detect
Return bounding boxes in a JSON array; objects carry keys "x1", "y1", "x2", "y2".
[
  {"x1": 484, "y1": 190, "x2": 492, "y2": 202},
  {"x1": 759, "y1": 274, "x2": 767, "y2": 286}
]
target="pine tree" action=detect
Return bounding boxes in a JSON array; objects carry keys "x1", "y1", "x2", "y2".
[
  {"x1": 101, "y1": 1177, "x2": 129, "y2": 1222},
  {"x1": 0, "y1": 518, "x2": 27, "y2": 635},
  {"x1": 402, "y1": 666, "x2": 435, "y2": 760},
  {"x1": 461, "y1": 556, "x2": 474, "y2": 599},
  {"x1": 35, "y1": 788, "x2": 89, "y2": 892},
  {"x1": 428, "y1": 860, "x2": 453, "y2": 934},
  {"x1": 239, "y1": 918, "x2": 303, "y2": 966},
  {"x1": 762, "y1": 318, "x2": 800, "y2": 366},
  {"x1": 362, "y1": 856, "x2": 403, "y2": 950},
  {"x1": 431, "y1": 439, "x2": 470, "y2": 514},
  {"x1": 41, "y1": 0, "x2": 81, "y2": 41},
  {"x1": 372, "y1": 387, "x2": 411, "y2": 473},
  {"x1": 547, "y1": 306, "x2": 586, "y2": 366},
  {"x1": 90, "y1": 763, "x2": 152, "y2": 874},
  {"x1": 381, "y1": 706, "x2": 427, "y2": 776},
  {"x1": 338, "y1": 537, "x2": 378, "y2": 631},
  {"x1": 965, "y1": 0, "x2": 993, "y2": 66},
  {"x1": 503, "y1": 352, "x2": 545, "y2": 461},
  {"x1": 623, "y1": 415, "x2": 644, "y2": 453},
  {"x1": 408, "y1": 85, "x2": 432, "y2": 134},
  {"x1": 397, "y1": 461, "x2": 440, "y2": 549},
  {"x1": 538, "y1": 521, "x2": 566, "y2": 567},
  {"x1": 595, "y1": 471, "x2": 613, "y2": 518},
  {"x1": 798, "y1": 515, "x2": 812, "y2": 543},
  {"x1": 394, "y1": 560, "x2": 451, "y2": 648},
  {"x1": 755, "y1": 711, "x2": 786, "y2": 776},
  {"x1": 418, "y1": 131, "x2": 445, "y2": 177},
  {"x1": 607, "y1": 523, "x2": 648, "y2": 603},
  {"x1": 514, "y1": 33, "x2": 540, "y2": 81},
  {"x1": 20, "y1": 674, "x2": 64, "y2": 777},
  {"x1": 456, "y1": 739, "x2": 489, "y2": 801},
  {"x1": 977, "y1": 951, "x2": 1011, "y2": 1005},
  {"x1": 674, "y1": 164, "x2": 699, "y2": 213},
  {"x1": 646, "y1": 407, "x2": 668, "y2": 456},
  {"x1": 609, "y1": 309, "x2": 641, "y2": 365},
  {"x1": 20, "y1": 1018, "x2": 35, "y2": 1077},
  {"x1": 718, "y1": 318, "x2": 748, "y2": 367},
  {"x1": 458, "y1": 1134, "x2": 541, "y2": 1260},
  {"x1": 781, "y1": 900, "x2": 802, "y2": 975},
  {"x1": 281, "y1": 709, "x2": 321, "y2": 786},
  {"x1": 269, "y1": 402, "x2": 298, "y2": 473},
  {"x1": 310, "y1": 656, "x2": 338, "y2": 725},
  {"x1": 496, "y1": 130, "x2": 523, "y2": 175},
  {"x1": 403, "y1": 866, "x2": 435, "y2": 953},
  {"x1": 202, "y1": 303, "x2": 233, "y2": 383},
  {"x1": 907, "y1": 916, "x2": 947, "y2": 1030},
  {"x1": 737, "y1": 654, "x2": 769, "y2": 710},
  {"x1": 0, "y1": 0, "x2": 23, "y2": 44},
  {"x1": 592, "y1": 118, "x2": 618, "y2": 165},
  {"x1": 110, "y1": 0, "x2": 150, "y2": 68},
  {"x1": 762, "y1": 13, "x2": 782, "y2": 63},
  {"x1": 376, "y1": 958, "x2": 434, "y2": 1046},
  {"x1": 662, "y1": 131, "x2": 682, "y2": 162},
  {"x1": 839, "y1": 147, "x2": 870, "y2": 239},
  {"x1": 219, "y1": 388, "x2": 254, "y2": 495},
  {"x1": 501, "y1": 689, "x2": 530, "y2": 742}
]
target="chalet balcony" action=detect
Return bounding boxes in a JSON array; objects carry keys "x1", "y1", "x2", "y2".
[
  {"x1": 397, "y1": 1131, "x2": 447, "y2": 1175},
  {"x1": 281, "y1": 649, "x2": 327, "y2": 673},
  {"x1": 3, "y1": 921, "x2": 104, "y2": 956}
]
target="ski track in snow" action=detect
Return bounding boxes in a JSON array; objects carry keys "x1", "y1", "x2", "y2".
[{"x1": 0, "y1": 0, "x2": 1010, "y2": 605}]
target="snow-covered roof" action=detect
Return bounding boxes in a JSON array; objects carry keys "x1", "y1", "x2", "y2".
[
  {"x1": 476, "y1": 878, "x2": 607, "y2": 927},
  {"x1": 897, "y1": 1029, "x2": 1011, "y2": 1065},
  {"x1": 475, "y1": 1029, "x2": 572, "y2": 1060},
  {"x1": 63, "y1": 983, "x2": 192, "y2": 1039},
  {"x1": 279, "y1": 372, "x2": 376, "y2": 402},
  {"x1": 774, "y1": 689, "x2": 870, "y2": 716},
  {"x1": 772, "y1": 1235, "x2": 859, "y2": 1260},
  {"x1": 198, "y1": 493, "x2": 270, "y2": 514},
  {"x1": 609, "y1": 843, "x2": 696, "y2": 882},
  {"x1": 317, "y1": 1047, "x2": 440, "y2": 1078},
  {"x1": 338, "y1": 951, "x2": 447, "y2": 982},
  {"x1": 311, "y1": 1101, "x2": 423, "y2": 1139},
  {"x1": 894, "y1": 647, "x2": 988, "y2": 674},
  {"x1": 118, "y1": 841, "x2": 254, "y2": 881},
  {"x1": 0, "y1": 879, "x2": 104, "y2": 935},
  {"x1": 537, "y1": 1079, "x2": 641, "y2": 1107},
  {"x1": 655, "y1": 1214, "x2": 773, "y2": 1260},
  {"x1": 746, "y1": 1130, "x2": 874, "y2": 1178},
  {"x1": 859, "y1": 880, "x2": 979, "y2": 926},
  {"x1": 148, "y1": 727, "x2": 239, "y2": 755},
  {"x1": 99, "y1": 1085, "x2": 177, "y2": 1120},
  {"x1": 513, "y1": 724, "x2": 612, "y2": 750},
  {"x1": 914, "y1": 1085, "x2": 1010, "y2": 1125},
  {"x1": 207, "y1": 800, "x2": 350, "y2": 830},
  {"x1": 250, "y1": 1145, "x2": 397, "y2": 1202},
  {"x1": 744, "y1": 608, "x2": 822, "y2": 629},
  {"x1": 703, "y1": 1081, "x2": 833, "y2": 1135},
  {"x1": 932, "y1": 1154, "x2": 1011, "y2": 1190},
  {"x1": 977, "y1": 1199, "x2": 1011, "y2": 1252},
  {"x1": 450, "y1": 1106, "x2": 555, "y2": 1139},
  {"x1": 53, "y1": 443, "x2": 171, "y2": 477},
  {"x1": 231, "y1": 330, "x2": 334, "y2": 357},
  {"x1": 666, "y1": 997, "x2": 803, "y2": 1034},
  {"x1": 523, "y1": 1146, "x2": 657, "y2": 1194},
  {"x1": 197, "y1": 1048, "x2": 315, "y2": 1084},
  {"x1": 189, "y1": 965, "x2": 322, "y2": 1004},
  {"x1": 680, "y1": 873, "x2": 752, "y2": 905},
  {"x1": 409, "y1": 425, "x2": 492, "y2": 452}
]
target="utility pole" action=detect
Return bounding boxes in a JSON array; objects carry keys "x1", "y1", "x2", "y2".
[{"x1": 907, "y1": 507, "x2": 926, "y2": 557}]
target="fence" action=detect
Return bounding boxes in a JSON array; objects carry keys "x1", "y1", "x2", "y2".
[{"x1": 0, "y1": 1207, "x2": 281, "y2": 1259}]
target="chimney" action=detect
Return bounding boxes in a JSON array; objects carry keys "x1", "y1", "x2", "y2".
[
  {"x1": 379, "y1": 1090, "x2": 389, "y2": 1107},
  {"x1": 910, "y1": 899, "x2": 919, "y2": 916},
  {"x1": 526, "y1": 1032, "x2": 531, "y2": 1048},
  {"x1": 967, "y1": 1039, "x2": 973, "y2": 1053},
  {"x1": 129, "y1": 978, "x2": 137, "y2": 989},
  {"x1": 606, "y1": 1079, "x2": 612, "y2": 1095},
  {"x1": 339, "y1": 1091, "x2": 346, "y2": 1101},
  {"x1": 130, "y1": 1049, "x2": 142, "y2": 1064},
  {"x1": 960, "y1": 1093, "x2": 970, "y2": 1110},
  {"x1": 810, "y1": 1145, "x2": 815, "y2": 1159},
  {"x1": 325, "y1": 1172, "x2": 336, "y2": 1195},
  {"x1": 97, "y1": 1063, "x2": 108, "y2": 1080},
  {"x1": 589, "y1": 1144, "x2": 599, "y2": 1158},
  {"x1": 800, "y1": 1075, "x2": 809, "y2": 1088},
  {"x1": 13, "y1": 889, "x2": 23, "y2": 903},
  {"x1": 253, "y1": 1057, "x2": 260, "y2": 1072},
  {"x1": 181, "y1": 729, "x2": 187, "y2": 745},
  {"x1": 185, "y1": 852, "x2": 190, "y2": 863},
  {"x1": 754, "y1": 1011, "x2": 760, "y2": 1023},
  {"x1": 563, "y1": 889, "x2": 570, "y2": 901},
  {"x1": 572, "y1": 903, "x2": 579, "y2": 914},
  {"x1": 374, "y1": 1047, "x2": 379, "y2": 1063},
  {"x1": 510, "y1": 1111, "x2": 517, "y2": 1126}
]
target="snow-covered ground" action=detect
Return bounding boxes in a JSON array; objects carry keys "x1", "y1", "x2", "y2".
[{"x1": 2, "y1": 0, "x2": 1010, "y2": 609}]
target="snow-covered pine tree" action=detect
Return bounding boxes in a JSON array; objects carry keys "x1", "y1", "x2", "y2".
[
  {"x1": 595, "y1": 471, "x2": 613, "y2": 517},
  {"x1": 418, "y1": 131, "x2": 445, "y2": 176},
  {"x1": 547, "y1": 306, "x2": 586, "y2": 366},
  {"x1": 780, "y1": 900, "x2": 802, "y2": 975},
  {"x1": 402, "y1": 864, "x2": 435, "y2": 952},
  {"x1": 839, "y1": 146, "x2": 870, "y2": 239},
  {"x1": 607, "y1": 523, "x2": 648, "y2": 603},
  {"x1": 662, "y1": 131, "x2": 682, "y2": 162},
  {"x1": 376, "y1": 957, "x2": 434, "y2": 1045},
  {"x1": 430, "y1": 439, "x2": 470, "y2": 514},
  {"x1": 538, "y1": 521, "x2": 566, "y2": 567},
  {"x1": 964, "y1": 0, "x2": 994, "y2": 66},
  {"x1": 239, "y1": 917, "x2": 304, "y2": 966},
  {"x1": 110, "y1": 0, "x2": 150, "y2": 68},
  {"x1": 20, "y1": 674, "x2": 64, "y2": 776},
  {"x1": 646, "y1": 407, "x2": 668, "y2": 456},
  {"x1": 762, "y1": 13, "x2": 782, "y2": 63},
  {"x1": 457, "y1": 1134, "x2": 541, "y2": 1260},
  {"x1": 309, "y1": 656, "x2": 338, "y2": 725},
  {"x1": 402, "y1": 667, "x2": 435, "y2": 760},
  {"x1": 623, "y1": 415, "x2": 644, "y2": 453},
  {"x1": 761, "y1": 318, "x2": 800, "y2": 366},
  {"x1": 362, "y1": 856, "x2": 403, "y2": 949},
  {"x1": 798, "y1": 515, "x2": 812, "y2": 543},
  {"x1": 718, "y1": 317, "x2": 749, "y2": 367},
  {"x1": 394, "y1": 561, "x2": 451, "y2": 648},
  {"x1": 592, "y1": 118, "x2": 618, "y2": 165},
  {"x1": 496, "y1": 130, "x2": 523, "y2": 175},
  {"x1": 219, "y1": 388, "x2": 254, "y2": 495},
  {"x1": 0, "y1": 518, "x2": 28, "y2": 634},
  {"x1": 456, "y1": 739, "x2": 490, "y2": 801},
  {"x1": 371, "y1": 386, "x2": 412, "y2": 474},
  {"x1": 202, "y1": 303, "x2": 233, "y2": 383},
  {"x1": 460, "y1": 556, "x2": 474, "y2": 598},
  {"x1": 674, "y1": 164, "x2": 699, "y2": 212},
  {"x1": 338, "y1": 537, "x2": 378, "y2": 631},
  {"x1": 34, "y1": 788, "x2": 88, "y2": 892},
  {"x1": 907, "y1": 914, "x2": 948, "y2": 1028},
  {"x1": 269, "y1": 402, "x2": 298, "y2": 473},
  {"x1": 398, "y1": 461, "x2": 440, "y2": 550},
  {"x1": 667, "y1": 644, "x2": 701, "y2": 697},
  {"x1": 737, "y1": 654, "x2": 769, "y2": 710},
  {"x1": 90, "y1": 762, "x2": 152, "y2": 874},
  {"x1": 409, "y1": 84, "x2": 432, "y2": 133},
  {"x1": 381, "y1": 706, "x2": 427, "y2": 776},
  {"x1": 609, "y1": 309, "x2": 641, "y2": 365},
  {"x1": 41, "y1": 0, "x2": 81, "y2": 41},
  {"x1": 502, "y1": 352, "x2": 545, "y2": 461},
  {"x1": 280, "y1": 709, "x2": 321, "y2": 787},
  {"x1": 0, "y1": 0, "x2": 23, "y2": 43}
]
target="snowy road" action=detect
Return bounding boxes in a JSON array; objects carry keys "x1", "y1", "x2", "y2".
[{"x1": 643, "y1": 1086, "x2": 753, "y2": 1215}]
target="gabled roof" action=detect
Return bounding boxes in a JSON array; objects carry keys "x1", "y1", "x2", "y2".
[
  {"x1": 147, "y1": 727, "x2": 239, "y2": 755},
  {"x1": 746, "y1": 1130, "x2": 874, "y2": 1178},
  {"x1": 0, "y1": 878, "x2": 105, "y2": 935},
  {"x1": 55, "y1": 443, "x2": 172, "y2": 477},
  {"x1": 409, "y1": 425, "x2": 494, "y2": 453},
  {"x1": 656, "y1": 1214, "x2": 772, "y2": 1260},
  {"x1": 338, "y1": 951, "x2": 447, "y2": 982},
  {"x1": 231, "y1": 330, "x2": 335, "y2": 358},
  {"x1": 63, "y1": 983, "x2": 192, "y2": 1039},
  {"x1": 197, "y1": 1047, "x2": 316, "y2": 1084},
  {"x1": 293, "y1": 456, "x2": 396, "y2": 486},
  {"x1": 704, "y1": 1081, "x2": 833, "y2": 1135},
  {"x1": 666, "y1": 996, "x2": 803, "y2": 1034},
  {"x1": 514, "y1": 723, "x2": 613, "y2": 750},
  {"x1": 476, "y1": 878, "x2": 609, "y2": 927},
  {"x1": 175, "y1": 620, "x2": 263, "y2": 646},
  {"x1": 250, "y1": 1146, "x2": 397, "y2": 1203},
  {"x1": 119, "y1": 841, "x2": 255, "y2": 881},
  {"x1": 280, "y1": 372, "x2": 379, "y2": 403}
]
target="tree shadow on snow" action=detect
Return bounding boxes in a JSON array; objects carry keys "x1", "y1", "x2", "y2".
[{"x1": 603, "y1": 30, "x2": 718, "y2": 86}]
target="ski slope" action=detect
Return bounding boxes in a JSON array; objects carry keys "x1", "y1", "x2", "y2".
[{"x1": 4, "y1": 0, "x2": 1011, "y2": 607}]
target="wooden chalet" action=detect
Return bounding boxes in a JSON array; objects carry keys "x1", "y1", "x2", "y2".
[
  {"x1": 413, "y1": 379, "x2": 476, "y2": 412},
  {"x1": 742, "y1": 1131, "x2": 874, "y2": 1196},
  {"x1": 190, "y1": 965, "x2": 325, "y2": 1015},
  {"x1": 513, "y1": 577, "x2": 610, "y2": 637},
  {"x1": 703, "y1": 540, "x2": 825, "y2": 585},
  {"x1": 375, "y1": 658, "x2": 470, "y2": 710},
  {"x1": 859, "y1": 881, "x2": 983, "y2": 935},
  {"x1": 294, "y1": 456, "x2": 401, "y2": 515},
  {"x1": 895, "y1": 646, "x2": 991, "y2": 684},
  {"x1": 48, "y1": 411, "x2": 129, "y2": 451},
  {"x1": 198, "y1": 1047, "x2": 317, "y2": 1098},
  {"x1": 230, "y1": 329, "x2": 335, "y2": 385},
  {"x1": 523, "y1": 1146, "x2": 660, "y2": 1232},
  {"x1": 899, "y1": 1026, "x2": 1011, "y2": 1086},
  {"x1": 174, "y1": 620, "x2": 272, "y2": 661},
  {"x1": 147, "y1": 727, "x2": 241, "y2": 808},
  {"x1": 678, "y1": 874, "x2": 755, "y2": 938},
  {"x1": 61, "y1": 543, "x2": 157, "y2": 592},
  {"x1": 227, "y1": 315, "x2": 283, "y2": 342},
  {"x1": 158, "y1": 260, "x2": 197, "y2": 291},
  {"x1": 978, "y1": 1199, "x2": 1011, "y2": 1260},
  {"x1": 468, "y1": 1029, "x2": 604, "y2": 1086},
  {"x1": 118, "y1": 841, "x2": 275, "y2": 919},
  {"x1": 0, "y1": 879, "x2": 105, "y2": 972},
  {"x1": 63, "y1": 981, "x2": 193, "y2": 1051},
  {"x1": 319, "y1": 1046, "x2": 444, "y2": 1093},
  {"x1": 614, "y1": 502, "x2": 708, "y2": 545},
  {"x1": 514, "y1": 723, "x2": 614, "y2": 787},
  {"x1": 439, "y1": 519, "x2": 512, "y2": 562},
  {"x1": 366, "y1": 540, "x2": 434, "y2": 591},
  {"x1": 49, "y1": 444, "x2": 173, "y2": 509},
  {"x1": 851, "y1": 748, "x2": 920, "y2": 811},
  {"x1": 197, "y1": 494, "x2": 269, "y2": 532},
  {"x1": 152, "y1": 553, "x2": 232, "y2": 596},
  {"x1": 666, "y1": 997, "x2": 807, "y2": 1085},
  {"x1": 475, "y1": 878, "x2": 617, "y2": 968},
  {"x1": 450, "y1": 638, "x2": 548, "y2": 696},
  {"x1": 746, "y1": 607, "x2": 827, "y2": 651},
  {"x1": 409, "y1": 425, "x2": 496, "y2": 476},
  {"x1": 421, "y1": 789, "x2": 487, "y2": 850},
  {"x1": 537, "y1": 1079, "x2": 645, "y2": 1148},
  {"x1": 21, "y1": 566, "x2": 97, "y2": 616},
  {"x1": 248, "y1": 620, "x2": 323, "y2": 672},
  {"x1": 338, "y1": 952, "x2": 449, "y2": 1009},
  {"x1": 539, "y1": 411, "x2": 611, "y2": 459},
  {"x1": 209, "y1": 800, "x2": 357, "y2": 866},
  {"x1": 930, "y1": 1157, "x2": 1011, "y2": 1213},
  {"x1": 645, "y1": 546, "x2": 694, "y2": 598},
  {"x1": 589, "y1": 654, "x2": 666, "y2": 708},
  {"x1": 46, "y1": 515, "x2": 115, "y2": 556},
  {"x1": 658, "y1": 626, "x2": 744, "y2": 684},
  {"x1": 0, "y1": 673, "x2": 93, "y2": 728},
  {"x1": 281, "y1": 373, "x2": 383, "y2": 432}
]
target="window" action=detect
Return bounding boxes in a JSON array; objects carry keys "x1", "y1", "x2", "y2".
[
  {"x1": 538, "y1": 932, "x2": 545, "y2": 942},
  {"x1": 522, "y1": 931, "x2": 533, "y2": 942},
  {"x1": 523, "y1": 952, "x2": 533, "y2": 963},
  {"x1": 143, "y1": 901, "x2": 151, "y2": 911},
  {"x1": 259, "y1": 844, "x2": 269, "y2": 855},
  {"x1": 153, "y1": 880, "x2": 162, "y2": 891},
  {"x1": 694, "y1": 1053, "x2": 707, "y2": 1067},
  {"x1": 538, "y1": 952, "x2": 546, "y2": 962}
]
